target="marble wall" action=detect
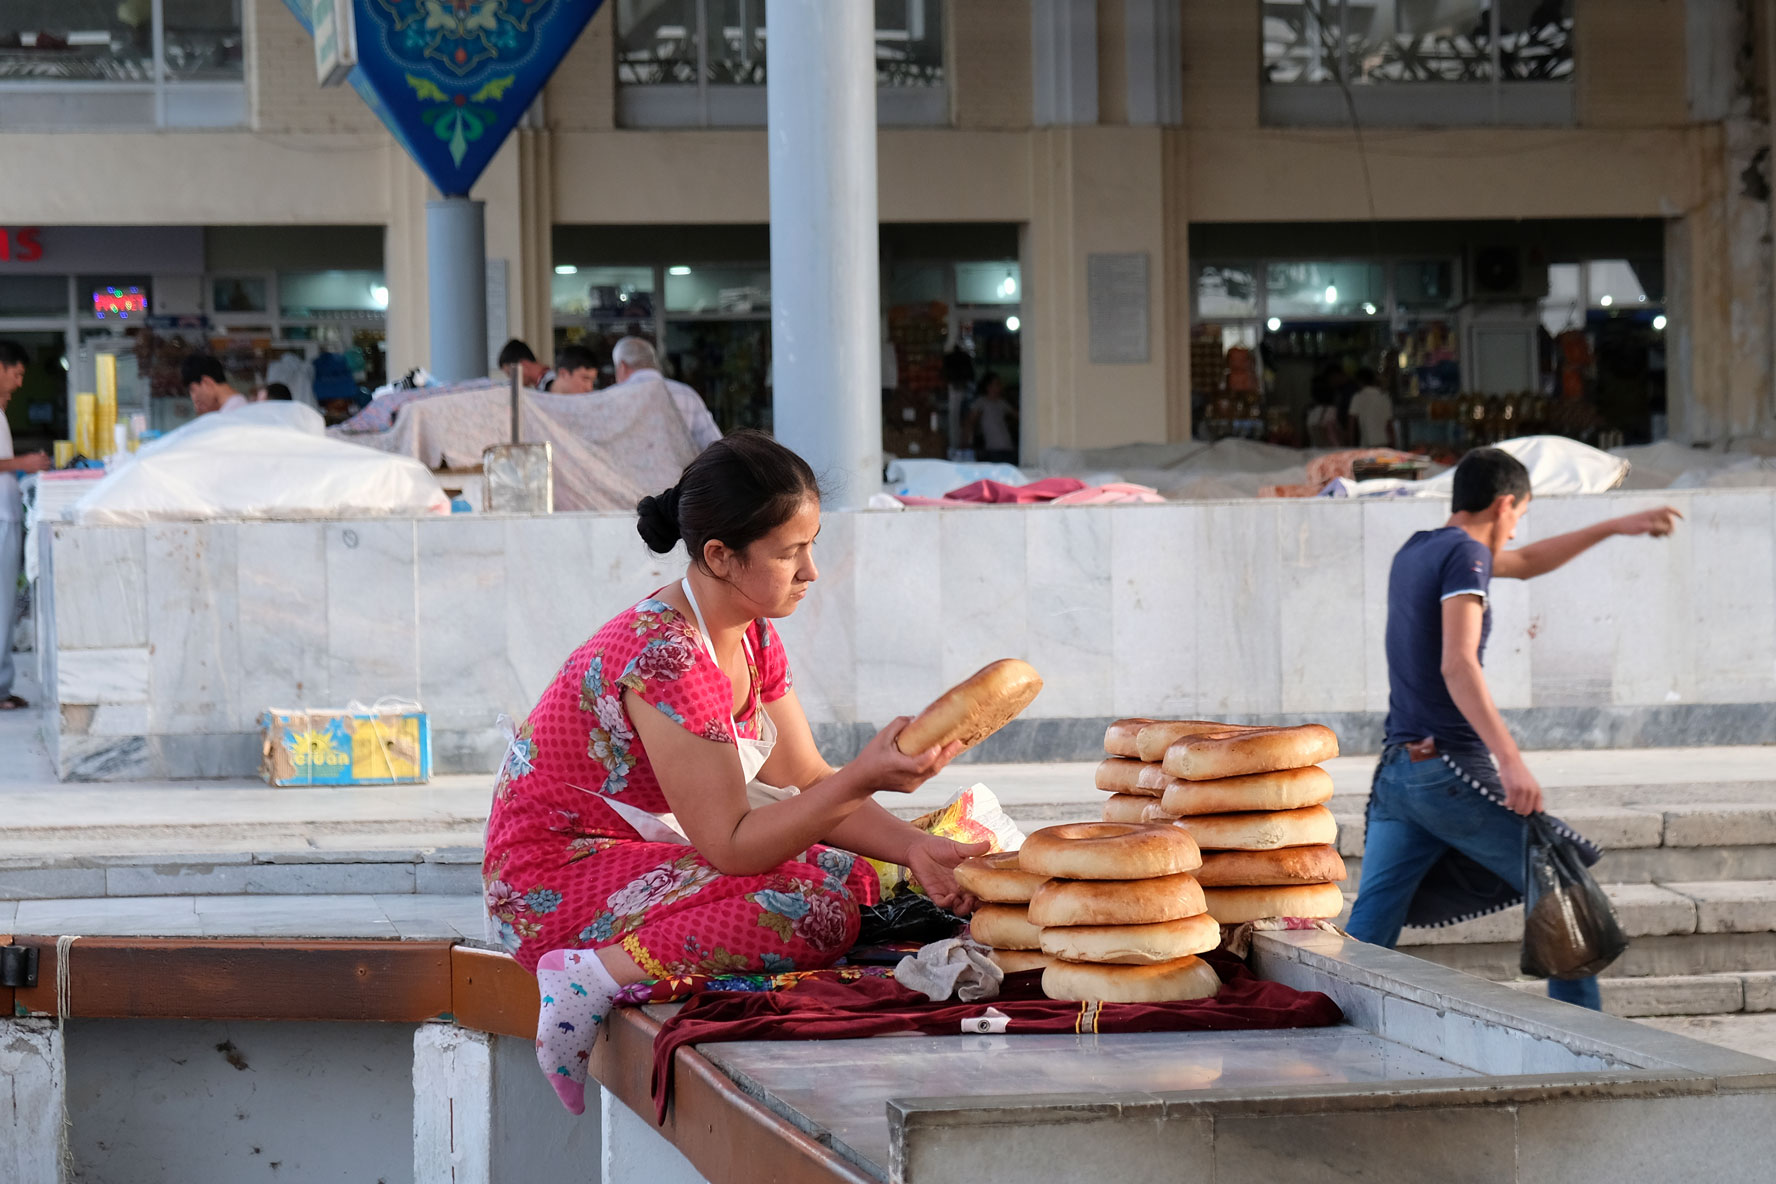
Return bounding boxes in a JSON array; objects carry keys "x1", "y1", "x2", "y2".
[{"x1": 38, "y1": 489, "x2": 1776, "y2": 779}]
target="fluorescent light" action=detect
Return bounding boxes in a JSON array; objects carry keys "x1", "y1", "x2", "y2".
[
  {"x1": 370, "y1": 285, "x2": 389, "y2": 309},
  {"x1": 1266, "y1": 317, "x2": 1282, "y2": 332},
  {"x1": 668, "y1": 266, "x2": 692, "y2": 276},
  {"x1": 554, "y1": 265, "x2": 578, "y2": 275},
  {"x1": 1324, "y1": 285, "x2": 1338, "y2": 304},
  {"x1": 1005, "y1": 315, "x2": 1021, "y2": 332},
  {"x1": 1600, "y1": 294, "x2": 1613, "y2": 306},
  {"x1": 1653, "y1": 314, "x2": 1668, "y2": 330}
]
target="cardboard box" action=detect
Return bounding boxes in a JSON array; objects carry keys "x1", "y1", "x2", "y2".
[{"x1": 260, "y1": 707, "x2": 432, "y2": 786}]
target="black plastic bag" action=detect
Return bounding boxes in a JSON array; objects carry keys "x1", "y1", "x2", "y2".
[
  {"x1": 854, "y1": 894, "x2": 967, "y2": 948},
  {"x1": 1521, "y1": 812, "x2": 1629, "y2": 979}
]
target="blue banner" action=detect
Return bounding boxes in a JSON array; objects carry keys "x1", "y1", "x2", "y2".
[{"x1": 282, "y1": 0, "x2": 605, "y2": 196}]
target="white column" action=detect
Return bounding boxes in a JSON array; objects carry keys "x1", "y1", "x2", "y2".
[
  {"x1": 1032, "y1": 0, "x2": 1099, "y2": 126},
  {"x1": 766, "y1": 0, "x2": 882, "y2": 509},
  {"x1": 599, "y1": 1085, "x2": 708, "y2": 1184},
  {"x1": 1, "y1": 1019, "x2": 67, "y2": 1184}
]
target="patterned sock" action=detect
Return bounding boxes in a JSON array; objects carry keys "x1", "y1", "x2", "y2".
[{"x1": 534, "y1": 948, "x2": 621, "y2": 1115}]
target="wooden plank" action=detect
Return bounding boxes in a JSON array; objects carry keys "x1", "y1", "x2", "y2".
[
  {"x1": 11, "y1": 937, "x2": 453, "y2": 1022},
  {"x1": 449, "y1": 945, "x2": 538, "y2": 1039},
  {"x1": 590, "y1": 1006, "x2": 871, "y2": 1184}
]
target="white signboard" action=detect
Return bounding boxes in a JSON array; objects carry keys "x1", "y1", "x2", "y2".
[
  {"x1": 1087, "y1": 252, "x2": 1151, "y2": 365},
  {"x1": 314, "y1": 0, "x2": 358, "y2": 88}
]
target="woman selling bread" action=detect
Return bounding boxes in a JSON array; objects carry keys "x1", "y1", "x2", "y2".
[{"x1": 483, "y1": 432, "x2": 989, "y2": 1114}]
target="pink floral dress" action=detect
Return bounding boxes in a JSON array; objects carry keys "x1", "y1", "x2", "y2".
[{"x1": 483, "y1": 595, "x2": 880, "y2": 977}]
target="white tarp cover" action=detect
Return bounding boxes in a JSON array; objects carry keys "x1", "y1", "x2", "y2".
[
  {"x1": 73, "y1": 405, "x2": 450, "y2": 524},
  {"x1": 1322, "y1": 435, "x2": 1630, "y2": 499},
  {"x1": 347, "y1": 383, "x2": 702, "y2": 512}
]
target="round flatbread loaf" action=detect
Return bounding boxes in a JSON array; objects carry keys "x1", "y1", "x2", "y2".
[
  {"x1": 1103, "y1": 718, "x2": 1155, "y2": 758},
  {"x1": 1134, "y1": 720, "x2": 1261, "y2": 763},
  {"x1": 1042, "y1": 954, "x2": 1222, "y2": 1003},
  {"x1": 1200, "y1": 881, "x2": 1346, "y2": 925},
  {"x1": 1039, "y1": 911, "x2": 1222, "y2": 965},
  {"x1": 1019, "y1": 822, "x2": 1201, "y2": 880},
  {"x1": 1194, "y1": 845, "x2": 1347, "y2": 887},
  {"x1": 953, "y1": 851, "x2": 1047, "y2": 903},
  {"x1": 1158, "y1": 765, "x2": 1333, "y2": 816},
  {"x1": 1027, "y1": 870, "x2": 1205, "y2": 927},
  {"x1": 896, "y1": 659, "x2": 1043, "y2": 755},
  {"x1": 1101, "y1": 793, "x2": 1156, "y2": 824},
  {"x1": 1170, "y1": 805, "x2": 1338, "y2": 852},
  {"x1": 988, "y1": 948, "x2": 1056, "y2": 975},
  {"x1": 968, "y1": 903, "x2": 1043, "y2": 950},
  {"x1": 1094, "y1": 758, "x2": 1161, "y2": 796},
  {"x1": 1160, "y1": 725, "x2": 1339, "y2": 781}
]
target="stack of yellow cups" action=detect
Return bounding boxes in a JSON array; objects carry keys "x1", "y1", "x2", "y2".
[
  {"x1": 74, "y1": 393, "x2": 96, "y2": 459},
  {"x1": 94, "y1": 354, "x2": 118, "y2": 458}
]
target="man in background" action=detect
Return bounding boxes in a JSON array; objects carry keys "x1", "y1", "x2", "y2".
[
  {"x1": 256, "y1": 382, "x2": 293, "y2": 402},
  {"x1": 498, "y1": 339, "x2": 553, "y2": 391},
  {"x1": 1348, "y1": 367, "x2": 1395, "y2": 448},
  {"x1": 549, "y1": 344, "x2": 600, "y2": 394},
  {"x1": 610, "y1": 336, "x2": 721, "y2": 449},
  {"x1": 182, "y1": 354, "x2": 245, "y2": 414},
  {"x1": 0, "y1": 340, "x2": 50, "y2": 710}
]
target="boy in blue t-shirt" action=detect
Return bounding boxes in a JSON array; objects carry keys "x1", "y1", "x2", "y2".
[{"x1": 1347, "y1": 448, "x2": 1680, "y2": 1009}]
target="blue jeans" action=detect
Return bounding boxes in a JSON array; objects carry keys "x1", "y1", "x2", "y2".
[{"x1": 1346, "y1": 746, "x2": 1602, "y2": 1010}]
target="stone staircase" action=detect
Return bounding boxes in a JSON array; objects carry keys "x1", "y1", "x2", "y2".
[{"x1": 1332, "y1": 791, "x2": 1776, "y2": 1018}]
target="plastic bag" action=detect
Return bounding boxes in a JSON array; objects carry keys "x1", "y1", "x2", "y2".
[
  {"x1": 1520, "y1": 813, "x2": 1629, "y2": 979},
  {"x1": 855, "y1": 894, "x2": 967, "y2": 947},
  {"x1": 865, "y1": 783, "x2": 1026, "y2": 898}
]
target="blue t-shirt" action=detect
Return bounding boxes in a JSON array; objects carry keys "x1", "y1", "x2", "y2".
[{"x1": 1383, "y1": 526, "x2": 1493, "y2": 757}]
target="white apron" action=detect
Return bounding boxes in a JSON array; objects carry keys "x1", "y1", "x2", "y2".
[{"x1": 598, "y1": 578, "x2": 798, "y2": 844}]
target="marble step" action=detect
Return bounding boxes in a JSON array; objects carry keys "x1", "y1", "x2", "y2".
[
  {"x1": 0, "y1": 847, "x2": 486, "y2": 901},
  {"x1": 1504, "y1": 970, "x2": 1776, "y2": 1019}
]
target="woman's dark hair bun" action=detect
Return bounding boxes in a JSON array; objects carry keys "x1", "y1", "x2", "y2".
[
  {"x1": 635, "y1": 485, "x2": 684, "y2": 553},
  {"x1": 636, "y1": 431, "x2": 821, "y2": 567}
]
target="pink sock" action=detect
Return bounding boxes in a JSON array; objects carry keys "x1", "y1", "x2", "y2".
[{"x1": 534, "y1": 948, "x2": 621, "y2": 1115}]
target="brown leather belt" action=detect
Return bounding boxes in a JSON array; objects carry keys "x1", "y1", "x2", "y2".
[{"x1": 1406, "y1": 737, "x2": 1440, "y2": 763}]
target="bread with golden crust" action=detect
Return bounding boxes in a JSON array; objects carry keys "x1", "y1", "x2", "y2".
[
  {"x1": 1161, "y1": 725, "x2": 1339, "y2": 780},
  {"x1": 1038, "y1": 910, "x2": 1222, "y2": 965},
  {"x1": 1134, "y1": 720, "x2": 1261, "y2": 763},
  {"x1": 1158, "y1": 765, "x2": 1334, "y2": 816},
  {"x1": 968, "y1": 903, "x2": 1043, "y2": 950},
  {"x1": 1041, "y1": 953, "x2": 1222, "y2": 1003},
  {"x1": 1194, "y1": 844, "x2": 1347, "y2": 887},
  {"x1": 1094, "y1": 757, "x2": 1161, "y2": 795},
  {"x1": 1200, "y1": 881, "x2": 1346, "y2": 924},
  {"x1": 1027, "y1": 870, "x2": 1206, "y2": 927},
  {"x1": 1103, "y1": 718, "x2": 1155, "y2": 758},
  {"x1": 953, "y1": 850, "x2": 1047, "y2": 903},
  {"x1": 1169, "y1": 805, "x2": 1339, "y2": 852},
  {"x1": 1019, "y1": 821, "x2": 1202, "y2": 880},
  {"x1": 897, "y1": 659, "x2": 1043, "y2": 754}
]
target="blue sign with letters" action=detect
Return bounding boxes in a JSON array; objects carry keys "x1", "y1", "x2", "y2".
[{"x1": 282, "y1": 0, "x2": 605, "y2": 196}]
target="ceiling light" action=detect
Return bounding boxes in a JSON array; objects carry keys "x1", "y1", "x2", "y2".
[
  {"x1": 999, "y1": 270, "x2": 1018, "y2": 298},
  {"x1": 1653, "y1": 314, "x2": 1667, "y2": 331},
  {"x1": 1600, "y1": 294, "x2": 1613, "y2": 307},
  {"x1": 554, "y1": 265, "x2": 578, "y2": 276},
  {"x1": 1005, "y1": 315, "x2": 1021, "y2": 332},
  {"x1": 668, "y1": 266, "x2": 692, "y2": 276},
  {"x1": 1362, "y1": 302, "x2": 1377, "y2": 315},
  {"x1": 1266, "y1": 317, "x2": 1282, "y2": 332},
  {"x1": 1323, "y1": 285, "x2": 1338, "y2": 304},
  {"x1": 370, "y1": 285, "x2": 389, "y2": 309}
]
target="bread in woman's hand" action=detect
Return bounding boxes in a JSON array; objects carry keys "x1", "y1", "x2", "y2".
[{"x1": 896, "y1": 659, "x2": 1043, "y2": 754}]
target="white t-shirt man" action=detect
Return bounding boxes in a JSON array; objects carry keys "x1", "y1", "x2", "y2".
[{"x1": 1349, "y1": 384, "x2": 1395, "y2": 448}]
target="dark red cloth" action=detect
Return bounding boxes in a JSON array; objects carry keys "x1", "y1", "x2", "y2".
[
  {"x1": 941, "y1": 477, "x2": 1088, "y2": 504},
  {"x1": 649, "y1": 950, "x2": 1342, "y2": 1121}
]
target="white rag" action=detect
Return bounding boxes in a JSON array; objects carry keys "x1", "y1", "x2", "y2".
[{"x1": 893, "y1": 936, "x2": 1004, "y2": 1002}]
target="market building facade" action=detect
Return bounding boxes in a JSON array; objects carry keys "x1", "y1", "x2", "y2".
[{"x1": 1, "y1": 0, "x2": 1771, "y2": 458}]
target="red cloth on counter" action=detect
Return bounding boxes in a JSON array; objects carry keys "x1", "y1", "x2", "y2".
[
  {"x1": 648, "y1": 950, "x2": 1342, "y2": 1121},
  {"x1": 942, "y1": 476, "x2": 1088, "y2": 503}
]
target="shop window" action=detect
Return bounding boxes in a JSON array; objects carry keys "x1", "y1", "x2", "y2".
[
  {"x1": 0, "y1": 0, "x2": 244, "y2": 129},
  {"x1": 954, "y1": 262, "x2": 1020, "y2": 306},
  {"x1": 278, "y1": 270, "x2": 388, "y2": 318},
  {"x1": 1261, "y1": 0, "x2": 1573, "y2": 126},
  {"x1": 211, "y1": 275, "x2": 268, "y2": 314},
  {"x1": 1586, "y1": 259, "x2": 1649, "y2": 309},
  {"x1": 1264, "y1": 261, "x2": 1385, "y2": 319},
  {"x1": 551, "y1": 266, "x2": 654, "y2": 319},
  {"x1": 616, "y1": 0, "x2": 946, "y2": 127},
  {"x1": 1393, "y1": 260, "x2": 1457, "y2": 313},
  {"x1": 1196, "y1": 265, "x2": 1259, "y2": 320},
  {"x1": 664, "y1": 264, "x2": 770, "y2": 314},
  {"x1": 0, "y1": 274, "x2": 70, "y2": 317}
]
